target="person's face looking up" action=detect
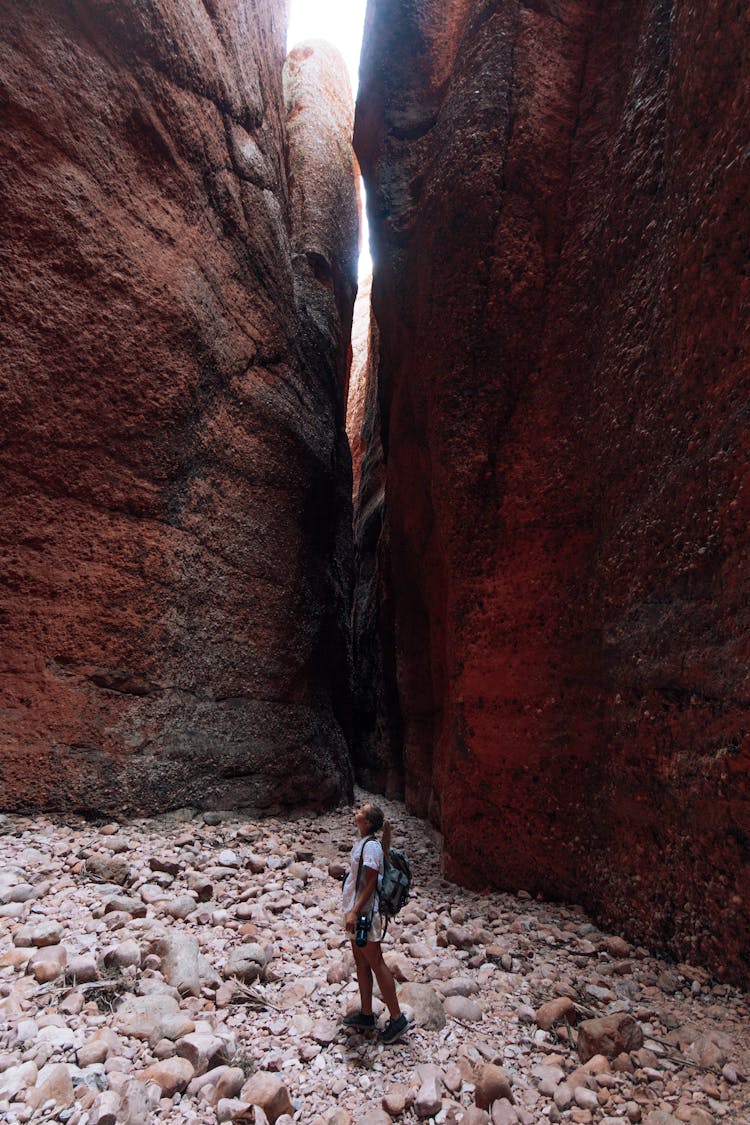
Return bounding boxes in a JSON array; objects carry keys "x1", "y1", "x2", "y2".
[{"x1": 354, "y1": 805, "x2": 372, "y2": 836}]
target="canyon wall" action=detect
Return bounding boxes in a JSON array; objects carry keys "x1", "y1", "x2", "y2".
[
  {"x1": 347, "y1": 277, "x2": 404, "y2": 796},
  {"x1": 354, "y1": 0, "x2": 750, "y2": 981},
  {"x1": 0, "y1": 2, "x2": 358, "y2": 815}
]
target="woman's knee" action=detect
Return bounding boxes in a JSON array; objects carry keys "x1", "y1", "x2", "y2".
[{"x1": 363, "y1": 942, "x2": 384, "y2": 969}]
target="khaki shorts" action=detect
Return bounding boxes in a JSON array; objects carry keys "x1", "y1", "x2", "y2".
[{"x1": 344, "y1": 912, "x2": 383, "y2": 943}]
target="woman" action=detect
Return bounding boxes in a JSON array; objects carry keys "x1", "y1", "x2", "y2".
[{"x1": 342, "y1": 802, "x2": 408, "y2": 1043}]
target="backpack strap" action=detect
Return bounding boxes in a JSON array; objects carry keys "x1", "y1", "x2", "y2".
[{"x1": 354, "y1": 835, "x2": 376, "y2": 918}]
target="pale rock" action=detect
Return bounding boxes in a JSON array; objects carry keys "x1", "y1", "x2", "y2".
[
  {"x1": 491, "y1": 1102, "x2": 519, "y2": 1125},
  {"x1": 188, "y1": 872, "x2": 213, "y2": 900},
  {"x1": 554, "y1": 1083, "x2": 574, "y2": 1110},
  {"x1": 103, "y1": 939, "x2": 141, "y2": 970},
  {"x1": 437, "y1": 977, "x2": 480, "y2": 998},
  {"x1": 214, "y1": 1067, "x2": 247, "y2": 1101},
  {"x1": 104, "y1": 895, "x2": 146, "y2": 918},
  {"x1": 117, "y1": 1076, "x2": 150, "y2": 1122},
  {"x1": 311, "y1": 1018, "x2": 339, "y2": 1045},
  {"x1": 88, "y1": 1089, "x2": 122, "y2": 1125},
  {"x1": 357, "y1": 1110, "x2": 391, "y2": 1125},
  {"x1": 225, "y1": 943, "x2": 268, "y2": 982},
  {"x1": 387, "y1": 954, "x2": 413, "y2": 982},
  {"x1": 166, "y1": 895, "x2": 197, "y2": 920},
  {"x1": 153, "y1": 932, "x2": 202, "y2": 997},
  {"x1": 382, "y1": 1083, "x2": 409, "y2": 1115},
  {"x1": 574, "y1": 1087, "x2": 600, "y2": 1111},
  {"x1": 444, "y1": 995, "x2": 483, "y2": 1021},
  {"x1": 461, "y1": 1110, "x2": 491, "y2": 1124},
  {"x1": 475, "y1": 1064, "x2": 514, "y2": 1110},
  {"x1": 140, "y1": 1056, "x2": 195, "y2": 1096},
  {"x1": 217, "y1": 1098, "x2": 254, "y2": 1122},
  {"x1": 399, "y1": 983, "x2": 446, "y2": 1029},
  {"x1": 414, "y1": 1064, "x2": 443, "y2": 1118},
  {"x1": 218, "y1": 850, "x2": 240, "y2": 868},
  {"x1": 114, "y1": 993, "x2": 194, "y2": 1045},
  {"x1": 444, "y1": 1063, "x2": 463, "y2": 1093},
  {"x1": 532, "y1": 1064, "x2": 565, "y2": 1095},
  {"x1": 0, "y1": 946, "x2": 30, "y2": 969},
  {"x1": 14, "y1": 1019, "x2": 38, "y2": 1046},
  {"x1": 30, "y1": 1062, "x2": 75, "y2": 1109},
  {"x1": 176, "y1": 1032, "x2": 226, "y2": 1075},
  {"x1": 0, "y1": 1062, "x2": 38, "y2": 1099},
  {"x1": 684, "y1": 1036, "x2": 727, "y2": 1069},
  {"x1": 31, "y1": 921, "x2": 63, "y2": 947},
  {"x1": 77, "y1": 1040, "x2": 110, "y2": 1067},
  {"x1": 154, "y1": 1038, "x2": 177, "y2": 1059},
  {"x1": 327, "y1": 960, "x2": 350, "y2": 984},
  {"x1": 3, "y1": 882, "x2": 36, "y2": 903},
  {"x1": 31, "y1": 941, "x2": 68, "y2": 983},
  {"x1": 0, "y1": 901, "x2": 26, "y2": 918},
  {"x1": 59, "y1": 990, "x2": 85, "y2": 1015},
  {"x1": 327, "y1": 1111, "x2": 352, "y2": 1125},
  {"x1": 12, "y1": 924, "x2": 35, "y2": 947},
  {"x1": 240, "y1": 1071, "x2": 294, "y2": 1123},
  {"x1": 140, "y1": 883, "x2": 169, "y2": 904}
]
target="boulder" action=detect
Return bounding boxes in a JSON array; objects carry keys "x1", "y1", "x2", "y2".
[{"x1": 577, "y1": 1015, "x2": 644, "y2": 1063}]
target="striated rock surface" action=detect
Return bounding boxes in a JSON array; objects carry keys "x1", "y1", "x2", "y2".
[
  {"x1": 0, "y1": 2, "x2": 358, "y2": 813},
  {"x1": 346, "y1": 277, "x2": 403, "y2": 796},
  {"x1": 354, "y1": 0, "x2": 750, "y2": 981}
]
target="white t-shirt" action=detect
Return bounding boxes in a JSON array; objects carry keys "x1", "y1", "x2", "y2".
[{"x1": 342, "y1": 835, "x2": 383, "y2": 916}]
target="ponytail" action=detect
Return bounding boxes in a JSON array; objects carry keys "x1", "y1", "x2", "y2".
[{"x1": 362, "y1": 803, "x2": 392, "y2": 857}]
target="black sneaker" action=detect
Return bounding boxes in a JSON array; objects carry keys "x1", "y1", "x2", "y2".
[
  {"x1": 342, "y1": 1010, "x2": 376, "y2": 1030},
  {"x1": 379, "y1": 1013, "x2": 408, "y2": 1043}
]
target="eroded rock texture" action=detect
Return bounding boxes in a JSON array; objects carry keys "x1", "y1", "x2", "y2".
[
  {"x1": 347, "y1": 277, "x2": 403, "y2": 795},
  {"x1": 355, "y1": 0, "x2": 750, "y2": 981},
  {"x1": 0, "y1": 1, "x2": 358, "y2": 814}
]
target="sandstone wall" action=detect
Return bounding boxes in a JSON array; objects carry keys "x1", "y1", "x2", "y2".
[
  {"x1": 347, "y1": 277, "x2": 404, "y2": 796},
  {"x1": 0, "y1": 1, "x2": 358, "y2": 815},
  {"x1": 355, "y1": 0, "x2": 750, "y2": 981}
]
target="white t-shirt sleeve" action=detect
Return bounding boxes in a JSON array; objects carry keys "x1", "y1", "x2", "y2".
[{"x1": 362, "y1": 839, "x2": 383, "y2": 871}]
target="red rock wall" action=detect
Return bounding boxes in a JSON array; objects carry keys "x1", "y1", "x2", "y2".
[
  {"x1": 0, "y1": 1, "x2": 358, "y2": 815},
  {"x1": 355, "y1": 0, "x2": 750, "y2": 981}
]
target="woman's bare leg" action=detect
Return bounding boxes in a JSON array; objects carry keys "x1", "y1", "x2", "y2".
[
  {"x1": 352, "y1": 941, "x2": 374, "y2": 1013},
  {"x1": 363, "y1": 942, "x2": 401, "y2": 1019}
]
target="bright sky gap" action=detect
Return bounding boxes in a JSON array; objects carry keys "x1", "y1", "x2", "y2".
[{"x1": 287, "y1": 0, "x2": 372, "y2": 278}]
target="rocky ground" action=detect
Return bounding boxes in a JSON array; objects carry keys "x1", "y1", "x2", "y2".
[{"x1": 0, "y1": 791, "x2": 748, "y2": 1125}]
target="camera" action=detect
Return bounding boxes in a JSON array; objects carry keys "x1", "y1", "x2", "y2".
[{"x1": 355, "y1": 914, "x2": 371, "y2": 947}]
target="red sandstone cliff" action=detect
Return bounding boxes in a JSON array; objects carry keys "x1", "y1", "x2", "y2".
[
  {"x1": 347, "y1": 276, "x2": 404, "y2": 796},
  {"x1": 0, "y1": 2, "x2": 358, "y2": 814},
  {"x1": 355, "y1": 0, "x2": 750, "y2": 981}
]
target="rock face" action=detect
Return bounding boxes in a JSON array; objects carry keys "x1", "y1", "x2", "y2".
[
  {"x1": 354, "y1": 1, "x2": 750, "y2": 981},
  {"x1": 0, "y1": 2, "x2": 358, "y2": 813},
  {"x1": 346, "y1": 275, "x2": 403, "y2": 796}
]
